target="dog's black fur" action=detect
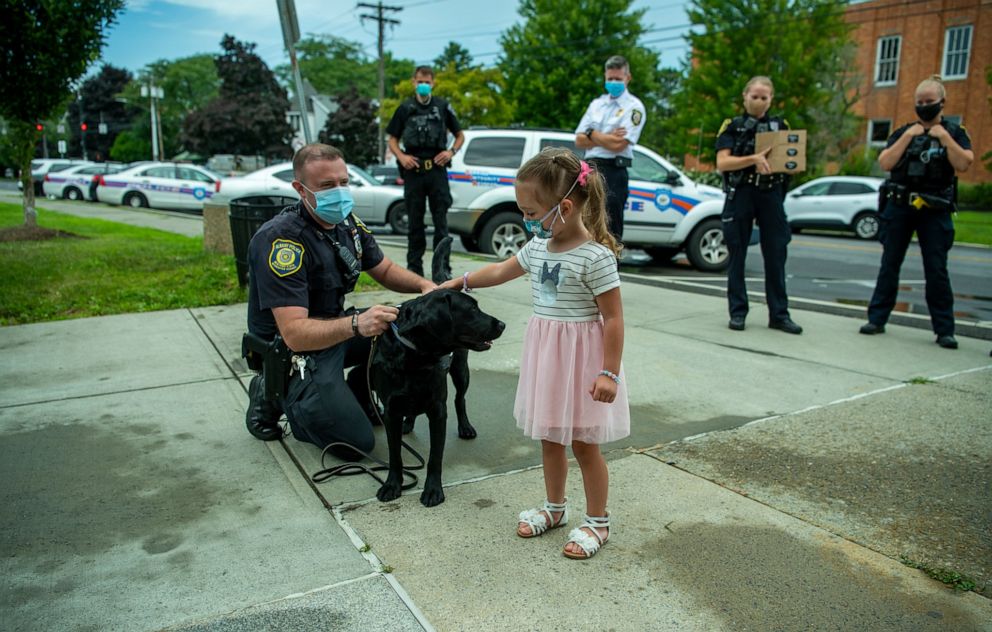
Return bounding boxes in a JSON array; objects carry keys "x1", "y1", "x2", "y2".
[
  {"x1": 402, "y1": 237, "x2": 478, "y2": 439},
  {"x1": 370, "y1": 283, "x2": 504, "y2": 506}
]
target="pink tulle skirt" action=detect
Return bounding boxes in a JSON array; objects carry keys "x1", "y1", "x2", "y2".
[{"x1": 514, "y1": 316, "x2": 630, "y2": 446}]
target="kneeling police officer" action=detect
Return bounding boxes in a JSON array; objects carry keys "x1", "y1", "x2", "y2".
[
  {"x1": 860, "y1": 75, "x2": 973, "y2": 349},
  {"x1": 244, "y1": 143, "x2": 434, "y2": 458}
]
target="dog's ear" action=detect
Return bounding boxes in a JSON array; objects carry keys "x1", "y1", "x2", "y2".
[
  {"x1": 396, "y1": 291, "x2": 455, "y2": 347},
  {"x1": 431, "y1": 236, "x2": 453, "y2": 284}
]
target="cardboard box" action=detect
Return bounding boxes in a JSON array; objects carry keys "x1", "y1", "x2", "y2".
[{"x1": 755, "y1": 129, "x2": 806, "y2": 173}]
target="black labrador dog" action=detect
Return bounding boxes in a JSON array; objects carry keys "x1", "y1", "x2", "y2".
[
  {"x1": 371, "y1": 287, "x2": 504, "y2": 506},
  {"x1": 402, "y1": 237, "x2": 479, "y2": 439}
]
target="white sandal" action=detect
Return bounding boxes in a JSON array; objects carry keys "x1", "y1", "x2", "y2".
[
  {"x1": 517, "y1": 498, "x2": 569, "y2": 538},
  {"x1": 563, "y1": 514, "x2": 610, "y2": 559}
]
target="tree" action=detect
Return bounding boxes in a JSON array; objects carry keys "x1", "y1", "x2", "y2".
[
  {"x1": 668, "y1": 0, "x2": 860, "y2": 170},
  {"x1": 116, "y1": 54, "x2": 220, "y2": 160},
  {"x1": 434, "y1": 42, "x2": 475, "y2": 72},
  {"x1": 382, "y1": 64, "x2": 515, "y2": 132},
  {"x1": 66, "y1": 64, "x2": 136, "y2": 161},
  {"x1": 499, "y1": 0, "x2": 662, "y2": 136},
  {"x1": 318, "y1": 85, "x2": 378, "y2": 167},
  {"x1": 182, "y1": 35, "x2": 293, "y2": 160},
  {"x1": 0, "y1": 0, "x2": 124, "y2": 226}
]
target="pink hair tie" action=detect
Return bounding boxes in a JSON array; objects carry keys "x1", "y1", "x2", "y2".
[{"x1": 577, "y1": 160, "x2": 593, "y2": 186}]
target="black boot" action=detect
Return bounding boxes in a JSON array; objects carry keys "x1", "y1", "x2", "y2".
[{"x1": 246, "y1": 374, "x2": 283, "y2": 441}]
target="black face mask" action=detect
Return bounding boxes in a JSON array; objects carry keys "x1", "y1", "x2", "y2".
[{"x1": 915, "y1": 100, "x2": 943, "y2": 122}]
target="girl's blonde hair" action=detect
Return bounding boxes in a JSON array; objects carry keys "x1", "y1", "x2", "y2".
[
  {"x1": 743, "y1": 75, "x2": 774, "y2": 96},
  {"x1": 915, "y1": 74, "x2": 945, "y2": 99},
  {"x1": 516, "y1": 147, "x2": 622, "y2": 256}
]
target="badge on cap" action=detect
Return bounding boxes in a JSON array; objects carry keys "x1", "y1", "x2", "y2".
[
  {"x1": 269, "y1": 238, "x2": 304, "y2": 277},
  {"x1": 631, "y1": 109, "x2": 642, "y2": 126}
]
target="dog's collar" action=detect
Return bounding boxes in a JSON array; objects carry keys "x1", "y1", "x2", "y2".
[{"x1": 390, "y1": 322, "x2": 419, "y2": 351}]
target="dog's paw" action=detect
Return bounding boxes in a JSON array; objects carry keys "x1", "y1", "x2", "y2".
[
  {"x1": 420, "y1": 486, "x2": 445, "y2": 507},
  {"x1": 402, "y1": 417, "x2": 415, "y2": 435},
  {"x1": 457, "y1": 423, "x2": 477, "y2": 440},
  {"x1": 377, "y1": 482, "x2": 403, "y2": 503}
]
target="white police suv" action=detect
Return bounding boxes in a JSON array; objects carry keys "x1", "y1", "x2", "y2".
[
  {"x1": 96, "y1": 162, "x2": 225, "y2": 211},
  {"x1": 445, "y1": 128, "x2": 728, "y2": 271}
]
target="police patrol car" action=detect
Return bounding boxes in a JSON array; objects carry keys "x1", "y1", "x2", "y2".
[
  {"x1": 96, "y1": 162, "x2": 225, "y2": 211},
  {"x1": 42, "y1": 162, "x2": 125, "y2": 201},
  {"x1": 445, "y1": 128, "x2": 729, "y2": 271}
]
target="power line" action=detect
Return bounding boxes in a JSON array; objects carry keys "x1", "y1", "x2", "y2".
[{"x1": 358, "y1": 2, "x2": 403, "y2": 161}]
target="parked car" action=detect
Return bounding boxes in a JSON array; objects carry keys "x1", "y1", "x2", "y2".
[
  {"x1": 96, "y1": 162, "x2": 225, "y2": 211},
  {"x1": 784, "y1": 176, "x2": 885, "y2": 240},
  {"x1": 443, "y1": 128, "x2": 728, "y2": 270},
  {"x1": 217, "y1": 162, "x2": 409, "y2": 232},
  {"x1": 367, "y1": 164, "x2": 404, "y2": 186},
  {"x1": 43, "y1": 162, "x2": 125, "y2": 201},
  {"x1": 19, "y1": 159, "x2": 91, "y2": 195}
]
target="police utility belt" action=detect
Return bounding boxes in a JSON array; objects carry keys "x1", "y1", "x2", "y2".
[
  {"x1": 882, "y1": 181, "x2": 954, "y2": 213},
  {"x1": 741, "y1": 172, "x2": 787, "y2": 190},
  {"x1": 590, "y1": 156, "x2": 632, "y2": 169}
]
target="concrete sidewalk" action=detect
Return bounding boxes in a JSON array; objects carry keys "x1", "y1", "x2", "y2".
[{"x1": 1, "y1": 234, "x2": 991, "y2": 629}]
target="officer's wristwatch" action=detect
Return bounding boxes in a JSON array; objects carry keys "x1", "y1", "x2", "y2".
[
  {"x1": 351, "y1": 312, "x2": 362, "y2": 338},
  {"x1": 585, "y1": 127, "x2": 595, "y2": 140}
]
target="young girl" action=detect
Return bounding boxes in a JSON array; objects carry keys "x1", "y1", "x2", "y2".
[{"x1": 440, "y1": 147, "x2": 629, "y2": 559}]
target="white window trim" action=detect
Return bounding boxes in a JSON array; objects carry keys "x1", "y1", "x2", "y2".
[
  {"x1": 874, "y1": 35, "x2": 900, "y2": 86},
  {"x1": 942, "y1": 25, "x2": 972, "y2": 80},
  {"x1": 867, "y1": 119, "x2": 892, "y2": 147}
]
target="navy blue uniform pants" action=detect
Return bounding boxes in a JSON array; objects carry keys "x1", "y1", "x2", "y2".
[
  {"x1": 721, "y1": 183, "x2": 792, "y2": 322},
  {"x1": 283, "y1": 335, "x2": 376, "y2": 460},
  {"x1": 403, "y1": 165, "x2": 451, "y2": 275},
  {"x1": 589, "y1": 159, "x2": 629, "y2": 241},
  {"x1": 866, "y1": 203, "x2": 955, "y2": 335}
]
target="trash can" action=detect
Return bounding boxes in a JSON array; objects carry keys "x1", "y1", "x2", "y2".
[{"x1": 229, "y1": 195, "x2": 298, "y2": 287}]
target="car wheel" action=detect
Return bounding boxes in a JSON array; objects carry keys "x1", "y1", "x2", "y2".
[
  {"x1": 460, "y1": 235, "x2": 479, "y2": 252},
  {"x1": 685, "y1": 218, "x2": 729, "y2": 272},
  {"x1": 125, "y1": 192, "x2": 148, "y2": 208},
  {"x1": 388, "y1": 202, "x2": 409, "y2": 235},
  {"x1": 480, "y1": 211, "x2": 528, "y2": 258},
  {"x1": 644, "y1": 246, "x2": 679, "y2": 262},
  {"x1": 64, "y1": 187, "x2": 83, "y2": 201},
  {"x1": 852, "y1": 211, "x2": 879, "y2": 240}
]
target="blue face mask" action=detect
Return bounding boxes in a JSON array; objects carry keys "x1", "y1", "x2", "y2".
[
  {"x1": 523, "y1": 205, "x2": 561, "y2": 239},
  {"x1": 605, "y1": 80, "x2": 625, "y2": 98},
  {"x1": 302, "y1": 184, "x2": 354, "y2": 225},
  {"x1": 416, "y1": 82, "x2": 432, "y2": 97}
]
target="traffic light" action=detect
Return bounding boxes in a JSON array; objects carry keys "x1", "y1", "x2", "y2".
[
  {"x1": 80, "y1": 123, "x2": 88, "y2": 131},
  {"x1": 36, "y1": 123, "x2": 43, "y2": 131}
]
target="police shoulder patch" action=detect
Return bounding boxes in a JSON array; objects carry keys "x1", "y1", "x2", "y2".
[
  {"x1": 631, "y1": 109, "x2": 643, "y2": 126},
  {"x1": 718, "y1": 118, "x2": 732, "y2": 135},
  {"x1": 268, "y1": 238, "x2": 305, "y2": 277},
  {"x1": 354, "y1": 215, "x2": 373, "y2": 234}
]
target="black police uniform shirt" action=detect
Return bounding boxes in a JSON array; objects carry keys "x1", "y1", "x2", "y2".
[
  {"x1": 247, "y1": 202, "x2": 384, "y2": 340},
  {"x1": 715, "y1": 114, "x2": 789, "y2": 176},
  {"x1": 886, "y1": 120, "x2": 971, "y2": 192},
  {"x1": 385, "y1": 96, "x2": 462, "y2": 160}
]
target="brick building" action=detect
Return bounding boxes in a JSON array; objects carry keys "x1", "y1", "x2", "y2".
[{"x1": 847, "y1": 0, "x2": 990, "y2": 183}]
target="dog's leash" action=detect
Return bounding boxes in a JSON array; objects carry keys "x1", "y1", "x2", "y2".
[{"x1": 309, "y1": 329, "x2": 426, "y2": 490}]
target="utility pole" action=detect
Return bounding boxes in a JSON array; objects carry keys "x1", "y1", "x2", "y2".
[
  {"x1": 358, "y1": 2, "x2": 401, "y2": 163},
  {"x1": 277, "y1": 0, "x2": 312, "y2": 146}
]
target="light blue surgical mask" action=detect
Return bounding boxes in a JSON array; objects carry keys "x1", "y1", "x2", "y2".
[
  {"x1": 302, "y1": 184, "x2": 354, "y2": 225},
  {"x1": 605, "y1": 80, "x2": 625, "y2": 98},
  {"x1": 416, "y1": 83, "x2": 432, "y2": 97},
  {"x1": 522, "y1": 173, "x2": 581, "y2": 239}
]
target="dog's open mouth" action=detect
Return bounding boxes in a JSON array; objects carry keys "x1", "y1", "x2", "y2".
[{"x1": 462, "y1": 339, "x2": 494, "y2": 352}]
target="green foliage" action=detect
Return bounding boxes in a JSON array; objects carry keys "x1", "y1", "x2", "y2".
[
  {"x1": 957, "y1": 183, "x2": 992, "y2": 210},
  {"x1": 434, "y1": 42, "x2": 476, "y2": 72},
  {"x1": 0, "y1": 202, "x2": 246, "y2": 324},
  {"x1": 109, "y1": 129, "x2": 151, "y2": 163},
  {"x1": 319, "y1": 85, "x2": 379, "y2": 167},
  {"x1": 382, "y1": 64, "x2": 515, "y2": 131},
  {"x1": 683, "y1": 169, "x2": 724, "y2": 188},
  {"x1": 669, "y1": 0, "x2": 860, "y2": 170},
  {"x1": 183, "y1": 36, "x2": 293, "y2": 159},
  {"x1": 0, "y1": 0, "x2": 125, "y2": 224},
  {"x1": 279, "y1": 35, "x2": 415, "y2": 101},
  {"x1": 67, "y1": 64, "x2": 135, "y2": 161},
  {"x1": 837, "y1": 146, "x2": 883, "y2": 177},
  {"x1": 499, "y1": 0, "x2": 663, "y2": 133},
  {"x1": 900, "y1": 557, "x2": 977, "y2": 592}
]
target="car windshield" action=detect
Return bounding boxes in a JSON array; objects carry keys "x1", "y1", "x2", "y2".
[{"x1": 349, "y1": 165, "x2": 378, "y2": 186}]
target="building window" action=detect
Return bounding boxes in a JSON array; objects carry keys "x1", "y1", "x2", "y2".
[
  {"x1": 868, "y1": 120, "x2": 891, "y2": 146},
  {"x1": 874, "y1": 35, "x2": 900, "y2": 86},
  {"x1": 943, "y1": 25, "x2": 972, "y2": 79}
]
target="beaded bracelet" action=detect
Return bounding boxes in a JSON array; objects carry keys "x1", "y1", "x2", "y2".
[
  {"x1": 599, "y1": 370, "x2": 620, "y2": 384},
  {"x1": 462, "y1": 271, "x2": 472, "y2": 293}
]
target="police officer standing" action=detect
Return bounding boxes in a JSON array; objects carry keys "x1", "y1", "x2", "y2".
[
  {"x1": 575, "y1": 55, "x2": 646, "y2": 243},
  {"x1": 716, "y1": 75, "x2": 802, "y2": 334},
  {"x1": 387, "y1": 66, "x2": 464, "y2": 276},
  {"x1": 244, "y1": 143, "x2": 435, "y2": 458},
  {"x1": 860, "y1": 75, "x2": 973, "y2": 349}
]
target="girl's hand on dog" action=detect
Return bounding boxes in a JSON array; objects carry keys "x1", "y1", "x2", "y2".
[
  {"x1": 589, "y1": 376, "x2": 617, "y2": 403},
  {"x1": 438, "y1": 278, "x2": 462, "y2": 292},
  {"x1": 358, "y1": 305, "x2": 399, "y2": 337}
]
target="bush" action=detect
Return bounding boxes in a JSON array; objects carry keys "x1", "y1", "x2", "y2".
[
  {"x1": 838, "y1": 146, "x2": 883, "y2": 177},
  {"x1": 957, "y1": 183, "x2": 992, "y2": 211},
  {"x1": 684, "y1": 169, "x2": 723, "y2": 188}
]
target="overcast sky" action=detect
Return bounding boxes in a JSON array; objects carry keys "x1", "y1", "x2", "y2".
[{"x1": 99, "y1": 0, "x2": 694, "y2": 76}]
